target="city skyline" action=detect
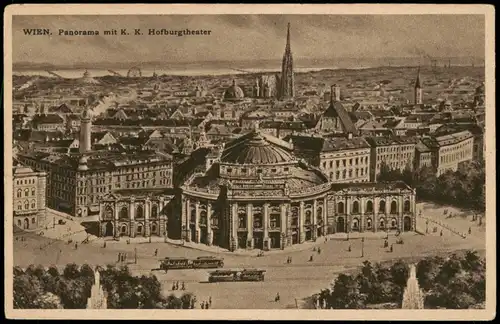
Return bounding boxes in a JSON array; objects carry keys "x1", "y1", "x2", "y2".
[{"x1": 13, "y1": 15, "x2": 485, "y2": 66}]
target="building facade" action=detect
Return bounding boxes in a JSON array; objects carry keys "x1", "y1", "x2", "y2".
[
  {"x1": 180, "y1": 128, "x2": 416, "y2": 251},
  {"x1": 13, "y1": 165, "x2": 47, "y2": 230},
  {"x1": 98, "y1": 189, "x2": 174, "y2": 238},
  {"x1": 279, "y1": 23, "x2": 295, "y2": 100},
  {"x1": 366, "y1": 136, "x2": 418, "y2": 181}
]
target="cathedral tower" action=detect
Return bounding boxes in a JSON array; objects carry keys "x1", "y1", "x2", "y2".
[
  {"x1": 414, "y1": 67, "x2": 423, "y2": 105},
  {"x1": 279, "y1": 23, "x2": 295, "y2": 100},
  {"x1": 79, "y1": 107, "x2": 92, "y2": 154}
]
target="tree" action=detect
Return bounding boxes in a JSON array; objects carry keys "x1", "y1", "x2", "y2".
[
  {"x1": 13, "y1": 274, "x2": 44, "y2": 309},
  {"x1": 63, "y1": 263, "x2": 80, "y2": 280},
  {"x1": 329, "y1": 274, "x2": 367, "y2": 309},
  {"x1": 33, "y1": 292, "x2": 63, "y2": 309}
]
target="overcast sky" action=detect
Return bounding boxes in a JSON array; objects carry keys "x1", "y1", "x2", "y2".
[{"x1": 13, "y1": 15, "x2": 485, "y2": 65}]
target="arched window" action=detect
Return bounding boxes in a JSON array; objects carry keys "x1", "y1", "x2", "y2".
[
  {"x1": 404, "y1": 200, "x2": 411, "y2": 213},
  {"x1": 291, "y1": 207, "x2": 299, "y2": 226},
  {"x1": 151, "y1": 205, "x2": 158, "y2": 218},
  {"x1": 337, "y1": 202, "x2": 344, "y2": 214},
  {"x1": 17, "y1": 189, "x2": 22, "y2": 198},
  {"x1": 391, "y1": 218, "x2": 398, "y2": 229},
  {"x1": 32, "y1": 217, "x2": 36, "y2": 224},
  {"x1": 317, "y1": 207, "x2": 323, "y2": 224},
  {"x1": 352, "y1": 201, "x2": 360, "y2": 214},
  {"x1": 352, "y1": 218, "x2": 359, "y2": 230},
  {"x1": 120, "y1": 206, "x2": 128, "y2": 219},
  {"x1": 24, "y1": 189, "x2": 29, "y2": 197},
  {"x1": 190, "y1": 208, "x2": 196, "y2": 223},
  {"x1": 17, "y1": 203, "x2": 22, "y2": 210},
  {"x1": 366, "y1": 218, "x2": 372, "y2": 229},
  {"x1": 17, "y1": 219, "x2": 22, "y2": 227},
  {"x1": 305, "y1": 210, "x2": 312, "y2": 225},
  {"x1": 254, "y1": 213, "x2": 263, "y2": 228},
  {"x1": 31, "y1": 188, "x2": 36, "y2": 196},
  {"x1": 24, "y1": 200, "x2": 29, "y2": 210},
  {"x1": 31, "y1": 200, "x2": 36, "y2": 209},
  {"x1": 379, "y1": 200, "x2": 386, "y2": 213},
  {"x1": 270, "y1": 213, "x2": 280, "y2": 229},
  {"x1": 391, "y1": 201, "x2": 398, "y2": 214},
  {"x1": 366, "y1": 200, "x2": 373, "y2": 213},
  {"x1": 136, "y1": 205, "x2": 144, "y2": 218},
  {"x1": 200, "y1": 210, "x2": 207, "y2": 225},
  {"x1": 238, "y1": 210, "x2": 246, "y2": 228},
  {"x1": 379, "y1": 218, "x2": 385, "y2": 229}
]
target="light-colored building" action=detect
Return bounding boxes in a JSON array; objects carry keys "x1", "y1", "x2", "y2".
[
  {"x1": 365, "y1": 136, "x2": 418, "y2": 181},
  {"x1": 13, "y1": 165, "x2": 47, "y2": 230},
  {"x1": 180, "y1": 127, "x2": 416, "y2": 251}
]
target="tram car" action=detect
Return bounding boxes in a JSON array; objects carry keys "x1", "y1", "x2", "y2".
[
  {"x1": 208, "y1": 268, "x2": 266, "y2": 282},
  {"x1": 160, "y1": 257, "x2": 192, "y2": 271},
  {"x1": 192, "y1": 256, "x2": 224, "y2": 269}
]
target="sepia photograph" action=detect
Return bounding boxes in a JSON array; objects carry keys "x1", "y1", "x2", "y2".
[{"x1": 3, "y1": 4, "x2": 495, "y2": 320}]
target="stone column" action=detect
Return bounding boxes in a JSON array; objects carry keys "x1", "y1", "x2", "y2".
[
  {"x1": 360, "y1": 197, "x2": 365, "y2": 233},
  {"x1": 323, "y1": 197, "x2": 328, "y2": 235},
  {"x1": 195, "y1": 202, "x2": 200, "y2": 243},
  {"x1": 385, "y1": 196, "x2": 390, "y2": 217},
  {"x1": 113, "y1": 204, "x2": 119, "y2": 238},
  {"x1": 373, "y1": 196, "x2": 378, "y2": 233},
  {"x1": 345, "y1": 196, "x2": 351, "y2": 233},
  {"x1": 246, "y1": 203, "x2": 254, "y2": 249},
  {"x1": 129, "y1": 199, "x2": 136, "y2": 238},
  {"x1": 230, "y1": 203, "x2": 238, "y2": 251},
  {"x1": 312, "y1": 200, "x2": 318, "y2": 240},
  {"x1": 207, "y1": 202, "x2": 213, "y2": 246},
  {"x1": 184, "y1": 198, "x2": 190, "y2": 242},
  {"x1": 145, "y1": 198, "x2": 151, "y2": 237},
  {"x1": 299, "y1": 201, "x2": 305, "y2": 243},
  {"x1": 280, "y1": 204, "x2": 287, "y2": 249},
  {"x1": 398, "y1": 196, "x2": 404, "y2": 232},
  {"x1": 263, "y1": 203, "x2": 270, "y2": 250},
  {"x1": 159, "y1": 197, "x2": 167, "y2": 238}
]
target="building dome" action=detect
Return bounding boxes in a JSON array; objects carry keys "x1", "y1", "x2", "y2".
[
  {"x1": 220, "y1": 129, "x2": 295, "y2": 164},
  {"x1": 224, "y1": 79, "x2": 245, "y2": 101}
]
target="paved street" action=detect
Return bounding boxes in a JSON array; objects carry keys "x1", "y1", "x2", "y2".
[{"x1": 13, "y1": 203, "x2": 486, "y2": 309}]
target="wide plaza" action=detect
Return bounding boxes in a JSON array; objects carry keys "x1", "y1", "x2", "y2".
[{"x1": 13, "y1": 202, "x2": 485, "y2": 309}]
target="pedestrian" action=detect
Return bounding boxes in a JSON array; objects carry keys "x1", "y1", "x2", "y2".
[
  {"x1": 175, "y1": 281, "x2": 179, "y2": 290},
  {"x1": 181, "y1": 282, "x2": 186, "y2": 290},
  {"x1": 313, "y1": 247, "x2": 316, "y2": 252},
  {"x1": 209, "y1": 296, "x2": 212, "y2": 307},
  {"x1": 317, "y1": 247, "x2": 321, "y2": 254},
  {"x1": 171, "y1": 283, "x2": 176, "y2": 291},
  {"x1": 75, "y1": 242, "x2": 78, "y2": 250},
  {"x1": 205, "y1": 301, "x2": 210, "y2": 309},
  {"x1": 190, "y1": 300, "x2": 195, "y2": 309},
  {"x1": 154, "y1": 249, "x2": 158, "y2": 257},
  {"x1": 201, "y1": 302, "x2": 205, "y2": 309},
  {"x1": 390, "y1": 244, "x2": 393, "y2": 253},
  {"x1": 309, "y1": 255, "x2": 313, "y2": 262},
  {"x1": 348, "y1": 245, "x2": 351, "y2": 252},
  {"x1": 468, "y1": 227, "x2": 472, "y2": 235},
  {"x1": 103, "y1": 241, "x2": 106, "y2": 248},
  {"x1": 275, "y1": 292, "x2": 280, "y2": 302},
  {"x1": 440, "y1": 230, "x2": 443, "y2": 237}
]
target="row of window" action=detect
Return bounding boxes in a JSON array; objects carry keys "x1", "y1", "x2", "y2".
[
  {"x1": 15, "y1": 178, "x2": 36, "y2": 185},
  {"x1": 322, "y1": 156, "x2": 369, "y2": 170},
  {"x1": 329, "y1": 168, "x2": 369, "y2": 181},
  {"x1": 336, "y1": 200, "x2": 411, "y2": 214},
  {"x1": 377, "y1": 145, "x2": 414, "y2": 153},
  {"x1": 105, "y1": 205, "x2": 161, "y2": 219},
  {"x1": 442, "y1": 141, "x2": 471, "y2": 153},
  {"x1": 440, "y1": 149, "x2": 471, "y2": 164},
  {"x1": 226, "y1": 167, "x2": 290, "y2": 174},
  {"x1": 16, "y1": 199, "x2": 37, "y2": 210},
  {"x1": 16, "y1": 188, "x2": 36, "y2": 198}
]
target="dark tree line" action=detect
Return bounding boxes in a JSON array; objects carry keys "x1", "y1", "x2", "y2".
[
  {"x1": 318, "y1": 250, "x2": 485, "y2": 309},
  {"x1": 13, "y1": 263, "x2": 195, "y2": 309},
  {"x1": 377, "y1": 160, "x2": 485, "y2": 212}
]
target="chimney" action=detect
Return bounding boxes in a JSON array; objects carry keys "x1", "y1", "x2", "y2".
[
  {"x1": 347, "y1": 132, "x2": 353, "y2": 139},
  {"x1": 331, "y1": 84, "x2": 340, "y2": 102}
]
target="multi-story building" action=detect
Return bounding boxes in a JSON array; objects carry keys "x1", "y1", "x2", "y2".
[
  {"x1": 13, "y1": 164, "x2": 47, "y2": 230},
  {"x1": 288, "y1": 134, "x2": 371, "y2": 183},
  {"x1": 365, "y1": 136, "x2": 418, "y2": 181},
  {"x1": 179, "y1": 127, "x2": 416, "y2": 251},
  {"x1": 420, "y1": 130, "x2": 474, "y2": 176},
  {"x1": 316, "y1": 85, "x2": 358, "y2": 135},
  {"x1": 16, "y1": 109, "x2": 175, "y2": 218}
]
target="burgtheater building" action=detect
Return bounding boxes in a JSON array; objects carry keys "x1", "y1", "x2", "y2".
[{"x1": 180, "y1": 126, "x2": 417, "y2": 251}]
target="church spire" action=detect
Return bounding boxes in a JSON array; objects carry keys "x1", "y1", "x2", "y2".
[
  {"x1": 415, "y1": 66, "x2": 421, "y2": 88},
  {"x1": 285, "y1": 22, "x2": 291, "y2": 53}
]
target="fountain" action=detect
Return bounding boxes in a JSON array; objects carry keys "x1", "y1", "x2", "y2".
[
  {"x1": 86, "y1": 268, "x2": 108, "y2": 309},
  {"x1": 401, "y1": 264, "x2": 425, "y2": 309}
]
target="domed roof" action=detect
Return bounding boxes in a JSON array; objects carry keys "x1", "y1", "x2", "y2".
[
  {"x1": 79, "y1": 156, "x2": 88, "y2": 164},
  {"x1": 220, "y1": 128, "x2": 295, "y2": 164},
  {"x1": 224, "y1": 80, "x2": 245, "y2": 101}
]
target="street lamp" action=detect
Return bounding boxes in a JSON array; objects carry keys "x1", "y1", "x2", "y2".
[{"x1": 361, "y1": 237, "x2": 364, "y2": 258}]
